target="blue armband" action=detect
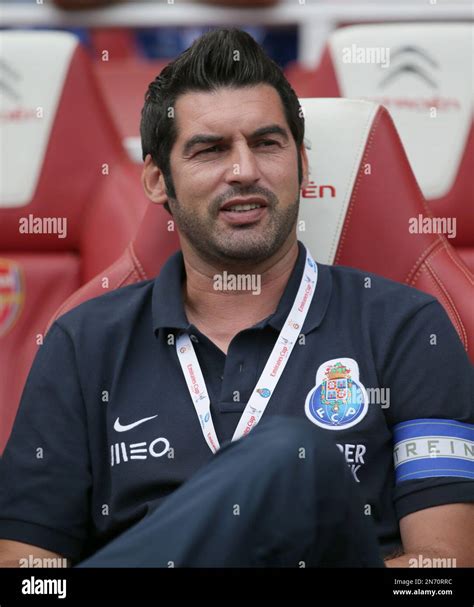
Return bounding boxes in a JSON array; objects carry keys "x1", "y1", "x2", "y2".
[{"x1": 393, "y1": 418, "x2": 474, "y2": 483}]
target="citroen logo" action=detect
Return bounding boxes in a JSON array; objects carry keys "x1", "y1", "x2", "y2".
[
  {"x1": 0, "y1": 58, "x2": 21, "y2": 101},
  {"x1": 379, "y1": 46, "x2": 439, "y2": 89}
]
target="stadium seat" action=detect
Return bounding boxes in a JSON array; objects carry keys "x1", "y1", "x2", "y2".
[
  {"x1": 286, "y1": 24, "x2": 474, "y2": 272},
  {"x1": 47, "y1": 99, "x2": 474, "y2": 370},
  {"x1": 0, "y1": 31, "x2": 148, "y2": 455},
  {"x1": 89, "y1": 28, "x2": 139, "y2": 62},
  {"x1": 48, "y1": 202, "x2": 180, "y2": 329},
  {"x1": 297, "y1": 98, "x2": 473, "y2": 359},
  {"x1": 93, "y1": 58, "x2": 169, "y2": 161}
]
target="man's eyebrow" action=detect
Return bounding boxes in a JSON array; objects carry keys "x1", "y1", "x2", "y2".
[
  {"x1": 250, "y1": 125, "x2": 289, "y2": 141},
  {"x1": 182, "y1": 125, "x2": 290, "y2": 156}
]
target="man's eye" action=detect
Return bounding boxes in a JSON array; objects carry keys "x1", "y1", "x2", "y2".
[
  {"x1": 256, "y1": 140, "x2": 278, "y2": 148},
  {"x1": 197, "y1": 145, "x2": 222, "y2": 155}
]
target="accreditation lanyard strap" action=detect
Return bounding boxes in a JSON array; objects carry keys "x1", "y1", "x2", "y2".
[{"x1": 176, "y1": 247, "x2": 318, "y2": 454}]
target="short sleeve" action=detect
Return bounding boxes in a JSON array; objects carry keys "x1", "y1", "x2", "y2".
[
  {"x1": 381, "y1": 300, "x2": 474, "y2": 520},
  {"x1": 0, "y1": 322, "x2": 91, "y2": 563}
]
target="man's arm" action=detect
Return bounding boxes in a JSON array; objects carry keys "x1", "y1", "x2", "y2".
[
  {"x1": 0, "y1": 540, "x2": 70, "y2": 568},
  {"x1": 0, "y1": 323, "x2": 91, "y2": 566},
  {"x1": 385, "y1": 503, "x2": 474, "y2": 567}
]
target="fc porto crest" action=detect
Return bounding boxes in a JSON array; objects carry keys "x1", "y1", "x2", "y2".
[
  {"x1": 0, "y1": 258, "x2": 24, "y2": 337},
  {"x1": 305, "y1": 358, "x2": 368, "y2": 430}
]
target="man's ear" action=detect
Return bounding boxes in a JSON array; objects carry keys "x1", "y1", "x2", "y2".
[
  {"x1": 142, "y1": 154, "x2": 169, "y2": 205},
  {"x1": 300, "y1": 145, "x2": 310, "y2": 190}
]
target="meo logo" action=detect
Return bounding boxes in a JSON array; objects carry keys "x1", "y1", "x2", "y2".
[{"x1": 111, "y1": 437, "x2": 170, "y2": 466}]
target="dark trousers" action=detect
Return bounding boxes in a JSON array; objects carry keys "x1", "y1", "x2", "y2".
[{"x1": 77, "y1": 416, "x2": 384, "y2": 567}]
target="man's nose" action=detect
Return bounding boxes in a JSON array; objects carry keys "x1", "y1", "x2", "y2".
[{"x1": 225, "y1": 143, "x2": 261, "y2": 185}]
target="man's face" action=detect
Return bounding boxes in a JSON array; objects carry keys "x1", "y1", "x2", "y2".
[{"x1": 167, "y1": 84, "x2": 304, "y2": 264}]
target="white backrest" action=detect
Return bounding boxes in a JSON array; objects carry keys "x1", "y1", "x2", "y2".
[
  {"x1": 0, "y1": 31, "x2": 77, "y2": 208},
  {"x1": 298, "y1": 98, "x2": 378, "y2": 264},
  {"x1": 328, "y1": 23, "x2": 473, "y2": 199}
]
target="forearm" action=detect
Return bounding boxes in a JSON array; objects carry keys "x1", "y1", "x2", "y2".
[
  {"x1": 385, "y1": 553, "x2": 419, "y2": 567},
  {"x1": 0, "y1": 541, "x2": 69, "y2": 568},
  {"x1": 385, "y1": 548, "x2": 462, "y2": 568},
  {"x1": 0, "y1": 557, "x2": 23, "y2": 568}
]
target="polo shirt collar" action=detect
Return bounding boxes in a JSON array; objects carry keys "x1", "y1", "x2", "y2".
[
  {"x1": 152, "y1": 240, "x2": 332, "y2": 336},
  {"x1": 152, "y1": 248, "x2": 189, "y2": 332}
]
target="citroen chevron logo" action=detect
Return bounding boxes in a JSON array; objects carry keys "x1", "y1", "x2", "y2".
[
  {"x1": 379, "y1": 45, "x2": 439, "y2": 89},
  {"x1": 0, "y1": 58, "x2": 21, "y2": 101}
]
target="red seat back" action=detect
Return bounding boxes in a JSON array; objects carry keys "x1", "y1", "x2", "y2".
[
  {"x1": 287, "y1": 24, "x2": 474, "y2": 270},
  {"x1": 49, "y1": 99, "x2": 473, "y2": 368},
  {"x1": 0, "y1": 31, "x2": 148, "y2": 454}
]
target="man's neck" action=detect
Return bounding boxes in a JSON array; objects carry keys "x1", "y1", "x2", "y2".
[{"x1": 182, "y1": 239, "x2": 299, "y2": 352}]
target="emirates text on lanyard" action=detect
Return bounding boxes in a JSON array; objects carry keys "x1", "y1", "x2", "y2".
[{"x1": 176, "y1": 247, "x2": 318, "y2": 454}]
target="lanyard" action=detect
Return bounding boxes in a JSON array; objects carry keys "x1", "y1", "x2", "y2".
[{"x1": 176, "y1": 247, "x2": 318, "y2": 454}]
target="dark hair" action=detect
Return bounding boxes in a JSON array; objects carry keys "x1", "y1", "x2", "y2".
[{"x1": 140, "y1": 28, "x2": 305, "y2": 212}]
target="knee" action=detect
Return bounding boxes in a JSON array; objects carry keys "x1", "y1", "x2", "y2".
[{"x1": 247, "y1": 415, "x2": 343, "y2": 468}]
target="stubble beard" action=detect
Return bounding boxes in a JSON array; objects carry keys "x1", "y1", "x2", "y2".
[{"x1": 168, "y1": 188, "x2": 300, "y2": 267}]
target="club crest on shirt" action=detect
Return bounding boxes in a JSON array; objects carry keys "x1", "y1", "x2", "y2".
[{"x1": 305, "y1": 358, "x2": 369, "y2": 430}]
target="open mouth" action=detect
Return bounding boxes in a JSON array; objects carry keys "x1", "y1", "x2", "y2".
[
  {"x1": 222, "y1": 202, "x2": 264, "y2": 213},
  {"x1": 219, "y1": 199, "x2": 268, "y2": 224}
]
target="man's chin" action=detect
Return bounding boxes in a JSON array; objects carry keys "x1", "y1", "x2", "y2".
[{"x1": 208, "y1": 236, "x2": 280, "y2": 263}]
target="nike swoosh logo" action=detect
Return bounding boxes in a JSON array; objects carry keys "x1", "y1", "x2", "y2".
[{"x1": 113, "y1": 415, "x2": 158, "y2": 432}]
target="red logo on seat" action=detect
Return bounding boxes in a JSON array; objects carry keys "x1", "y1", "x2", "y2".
[
  {"x1": 301, "y1": 182, "x2": 336, "y2": 199},
  {"x1": 0, "y1": 259, "x2": 24, "y2": 337}
]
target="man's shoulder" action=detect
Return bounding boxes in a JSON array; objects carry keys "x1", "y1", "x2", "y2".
[
  {"x1": 325, "y1": 263, "x2": 437, "y2": 309},
  {"x1": 53, "y1": 279, "x2": 155, "y2": 336},
  {"x1": 321, "y1": 263, "x2": 442, "y2": 333}
]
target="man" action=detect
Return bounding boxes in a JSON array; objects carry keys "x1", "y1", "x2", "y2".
[{"x1": 0, "y1": 29, "x2": 473, "y2": 568}]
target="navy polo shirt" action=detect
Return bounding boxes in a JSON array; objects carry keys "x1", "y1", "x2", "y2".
[{"x1": 0, "y1": 241, "x2": 473, "y2": 564}]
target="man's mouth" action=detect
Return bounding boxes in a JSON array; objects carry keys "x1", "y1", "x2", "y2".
[
  {"x1": 220, "y1": 197, "x2": 268, "y2": 211},
  {"x1": 223, "y1": 202, "x2": 263, "y2": 213},
  {"x1": 219, "y1": 198, "x2": 268, "y2": 224}
]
